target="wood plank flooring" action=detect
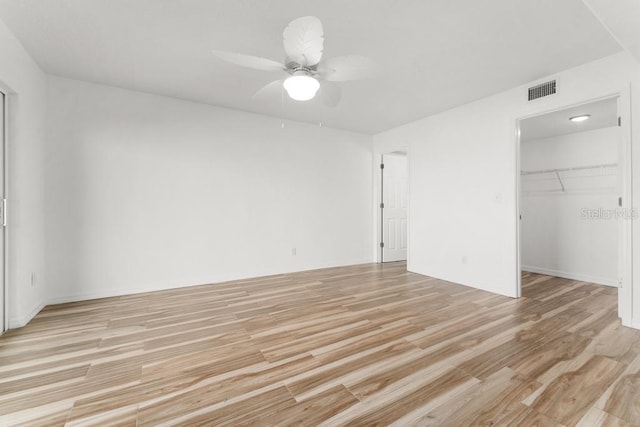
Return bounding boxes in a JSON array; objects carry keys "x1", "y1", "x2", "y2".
[{"x1": 1, "y1": 263, "x2": 639, "y2": 426}]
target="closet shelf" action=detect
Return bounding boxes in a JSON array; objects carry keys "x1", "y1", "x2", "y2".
[
  {"x1": 522, "y1": 187, "x2": 617, "y2": 195},
  {"x1": 521, "y1": 163, "x2": 618, "y2": 176},
  {"x1": 521, "y1": 163, "x2": 618, "y2": 194}
]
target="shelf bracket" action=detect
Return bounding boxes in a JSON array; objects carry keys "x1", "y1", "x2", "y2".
[{"x1": 554, "y1": 170, "x2": 565, "y2": 192}]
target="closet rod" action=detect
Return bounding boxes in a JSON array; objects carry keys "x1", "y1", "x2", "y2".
[
  {"x1": 521, "y1": 162, "x2": 618, "y2": 176},
  {"x1": 522, "y1": 188, "x2": 617, "y2": 195}
]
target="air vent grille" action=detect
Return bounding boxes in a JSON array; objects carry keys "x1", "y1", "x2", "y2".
[{"x1": 528, "y1": 80, "x2": 556, "y2": 101}]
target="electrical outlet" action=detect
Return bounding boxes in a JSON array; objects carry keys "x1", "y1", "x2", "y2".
[
  {"x1": 291, "y1": 248, "x2": 297, "y2": 256},
  {"x1": 31, "y1": 273, "x2": 36, "y2": 287}
]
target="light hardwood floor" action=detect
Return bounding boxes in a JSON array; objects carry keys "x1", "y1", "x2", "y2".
[{"x1": 1, "y1": 262, "x2": 639, "y2": 426}]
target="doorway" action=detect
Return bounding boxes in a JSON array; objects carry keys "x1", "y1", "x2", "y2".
[
  {"x1": 380, "y1": 152, "x2": 408, "y2": 262},
  {"x1": 516, "y1": 95, "x2": 631, "y2": 322}
]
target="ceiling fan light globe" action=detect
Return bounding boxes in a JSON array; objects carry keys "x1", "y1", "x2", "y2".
[{"x1": 283, "y1": 75, "x2": 319, "y2": 101}]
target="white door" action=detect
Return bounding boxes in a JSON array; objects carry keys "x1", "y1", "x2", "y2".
[
  {"x1": 382, "y1": 154, "x2": 407, "y2": 262},
  {"x1": 0, "y1": 91, "x2": 5, "y2": 333}
]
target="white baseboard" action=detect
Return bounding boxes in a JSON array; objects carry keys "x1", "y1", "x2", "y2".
[
  {"x1": 47, "y1": 280, "x2": 213, "y2": 305},
  {"x1": 631, "y1": 319, "x2": 640, "y2": 330},
  {"x1": 521, "y1": 266, "x2": 618, "y2": 287},
  {"x1": 407, "y1": 267, "x2": 518, "y2": 299},
  {"x1": 8, "y1": 300, "x2": 46, "y2": 329},
  {"x1": 47, "y1": 257, "x2": 375, "y2": 306},
  {"x1": 8, "y1": 258, "x2": 375, "y2": 327}
]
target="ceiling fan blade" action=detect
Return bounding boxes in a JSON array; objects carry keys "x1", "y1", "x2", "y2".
[
  {"x1": 212, "y1": 50, "x2": 285, "y2": 72},
  {"x1": 283, "y1": 16, "x2": 324, "y2": 67},
  {"x1": 317, "y1": 55, "x2": 379, "y2": 81},
  {"x1": 320, "y1": 82, "x2": 342, "y2": 107},
  {"x1": 252, "y1": 79, "x2": 285, "y2": 102}
]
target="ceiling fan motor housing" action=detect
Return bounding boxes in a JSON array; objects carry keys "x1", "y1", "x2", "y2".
[{"x1": 286, "y1": 62, "x2": 316, "y2": 76}]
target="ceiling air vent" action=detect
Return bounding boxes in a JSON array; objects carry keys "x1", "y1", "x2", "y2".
[{"x1": 528, "y1": 80, "x2": 556, "y2": 101}]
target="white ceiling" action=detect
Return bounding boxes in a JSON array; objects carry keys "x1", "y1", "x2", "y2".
[
  {"x1": 520, "y1": 97, "x2": 618, "y2": 142},
  {"x1": 0, "y1": 0, "x2": 624, "y2": 134},
  {"x1": 583, "y1": 0, "x2": 640, "y2": 63}
]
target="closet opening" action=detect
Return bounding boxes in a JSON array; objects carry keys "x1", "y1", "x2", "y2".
[{"x1": 516, "y1": 95, "x2": 631, "y2": 323}]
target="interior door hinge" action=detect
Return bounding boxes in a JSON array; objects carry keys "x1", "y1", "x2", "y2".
[
  {"x1": 619, "y1": 197, "x2": 623, "y2": 207},
  {"x1": 380, "y1": 163, "x2": 384, "y2": 169},
  {"x1": 380, "y1": 242, "x2": 384, "y2": 248},
  {"x1": 380, "y1": 203, "x2": 384, "y2": 209},
  {"x1": 1, "y1": 199, "x2": 5, "y2": 227},
  {"x1": 618, "y1": 116, "x2": 622, "y2": 127}
]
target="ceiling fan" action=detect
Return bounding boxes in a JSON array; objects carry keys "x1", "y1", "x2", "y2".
[{"x1": 211, "y1": 16, "x2": 378, "y2": 106}]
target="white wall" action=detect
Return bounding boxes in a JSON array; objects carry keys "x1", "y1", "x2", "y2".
[
  {"x1": 0, "y1": 20, "x2": 47, "y2": 328},
  {"x1": 374, "y1": 52, "x2": 640, "y2": 328},
  {"x1": 520, "y1": 127, "x2": 619, "y2": 285},
  {"x1": 45, "y1": 76, "x2": 373, "y2": 303}
]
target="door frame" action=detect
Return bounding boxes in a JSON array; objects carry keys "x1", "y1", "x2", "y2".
[
  {"x1": 0, "y1": 86, "x2": 7, "y2": 334},
  {"x1": 376, "y1": 149, "x2": 410, "y2": 264},
  {"x1": 515, "y1": 90, "x2": 632, "y2": 325}
]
